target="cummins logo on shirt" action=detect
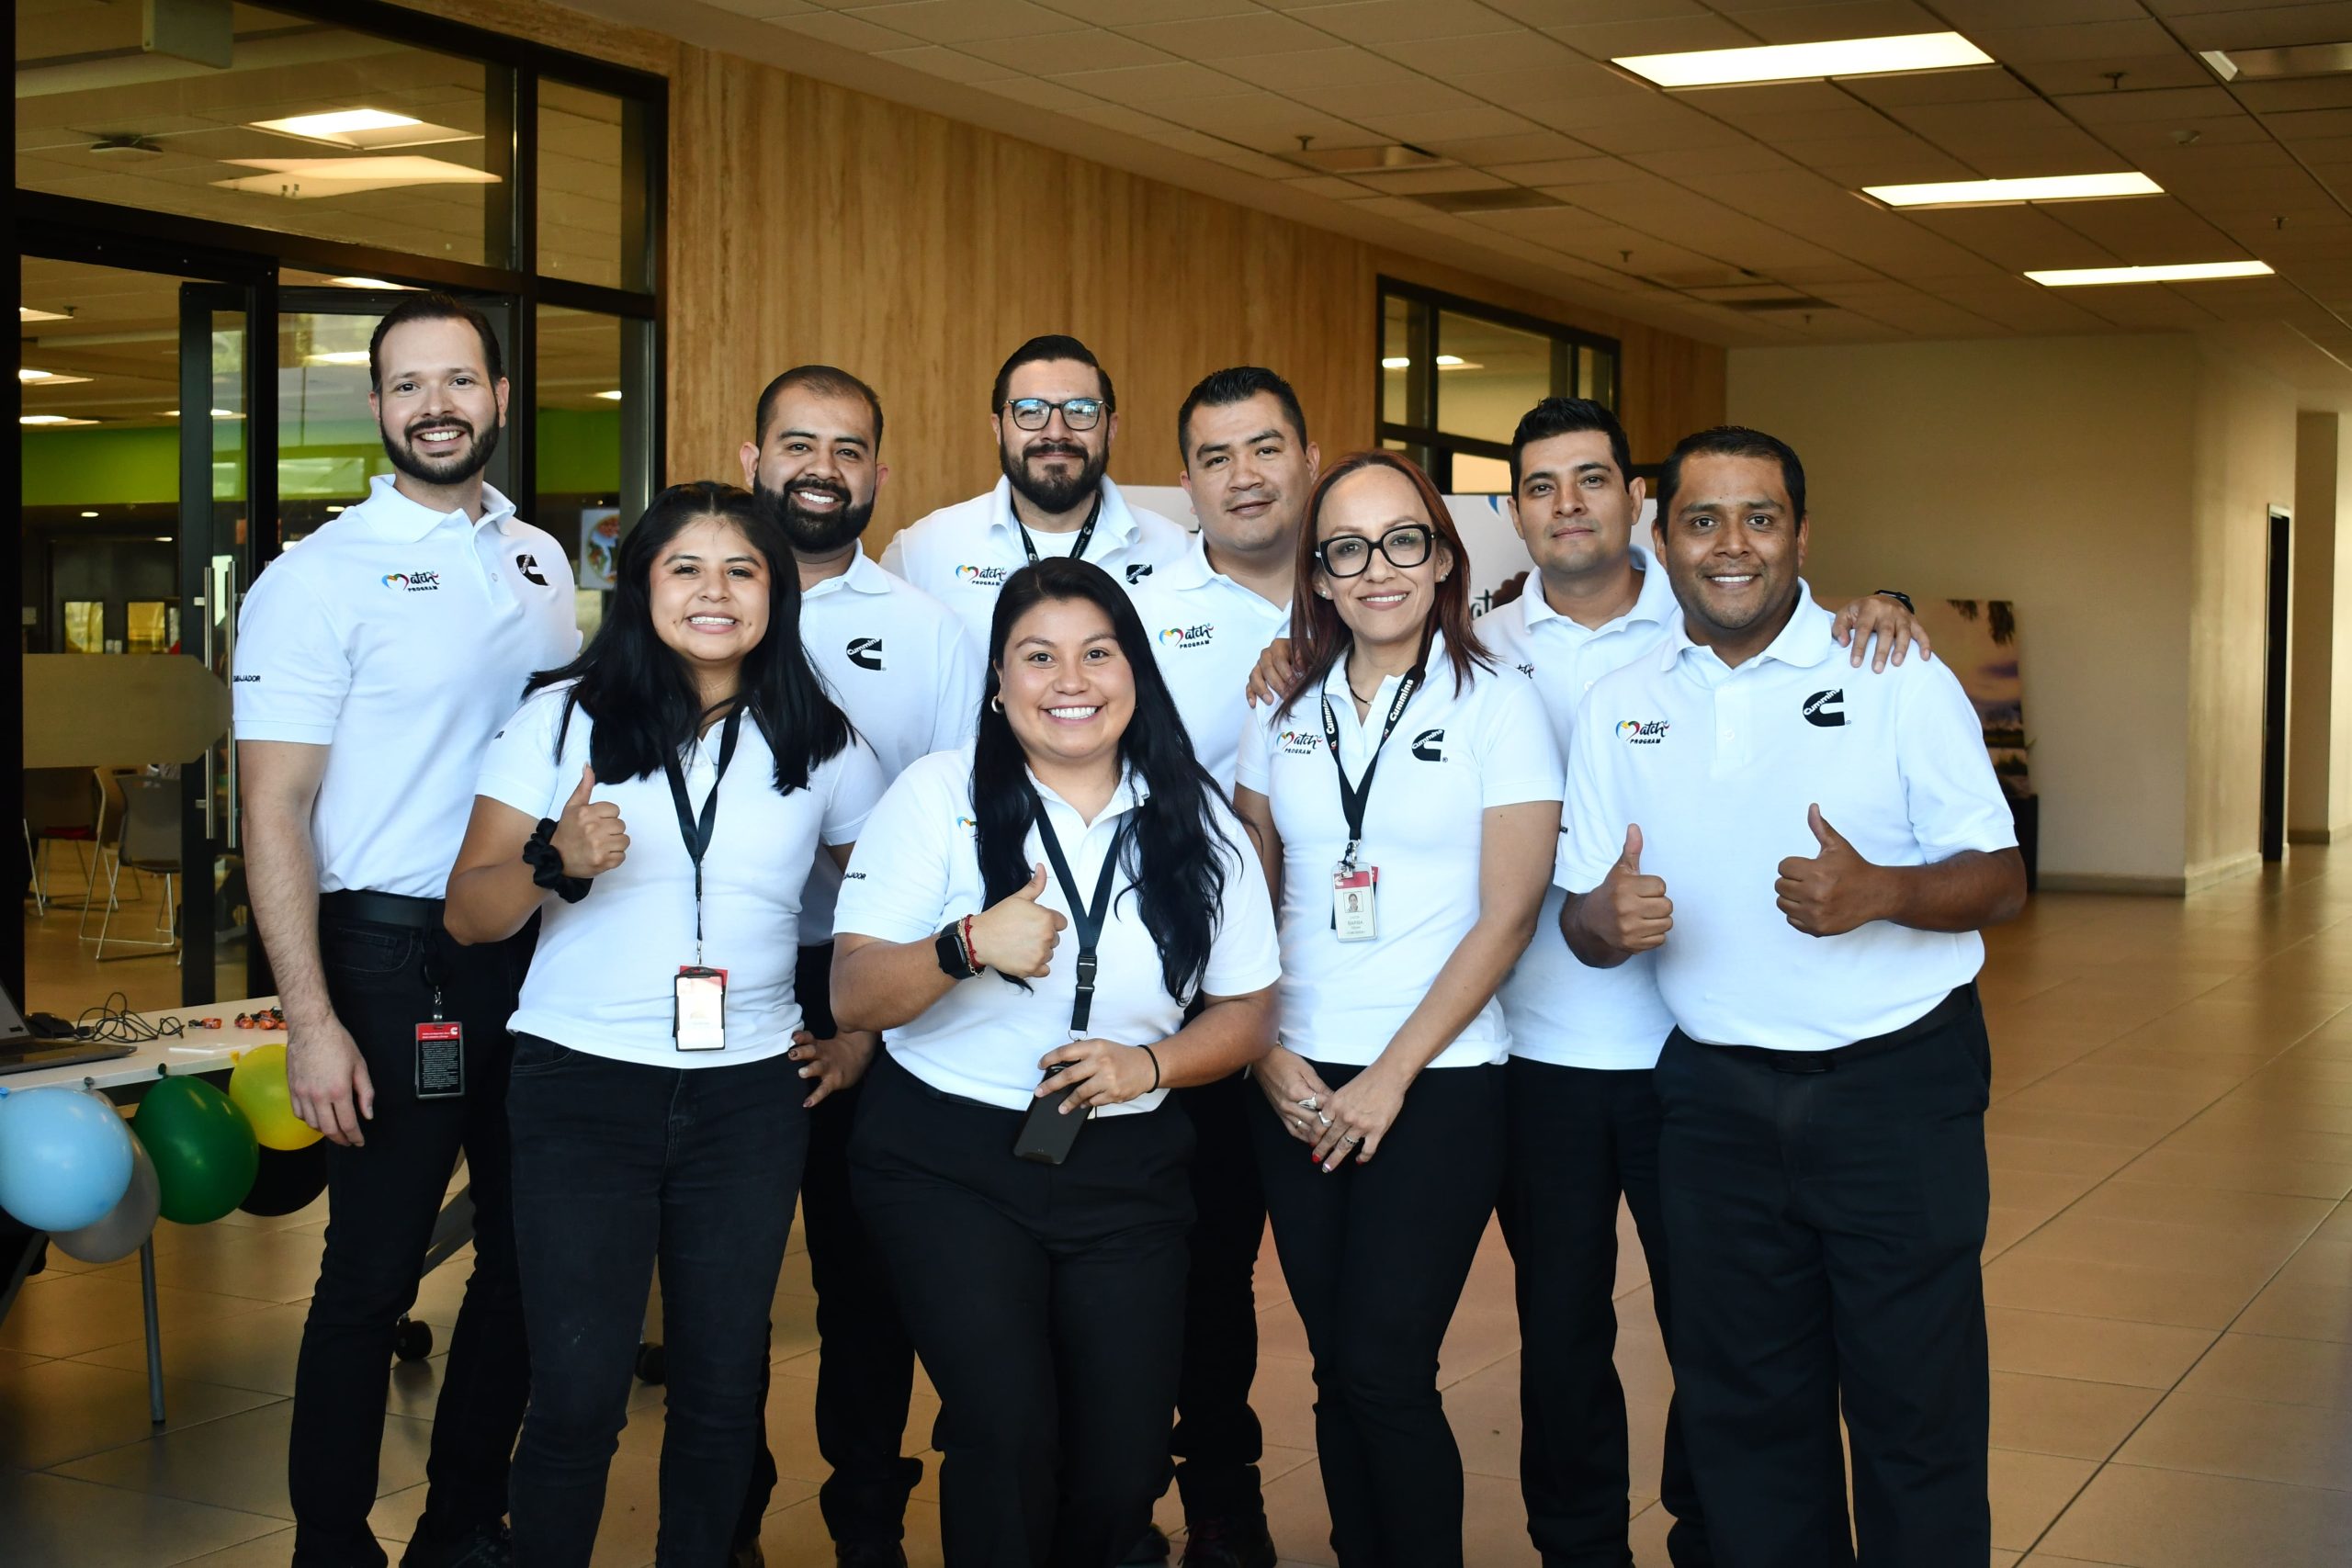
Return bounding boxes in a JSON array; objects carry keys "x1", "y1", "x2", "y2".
[
  {"x1": 1803, "y1": 689, "x2": 1847, "y2": 728},
  {"x1": 847, "y1": 637, "x2": 884, "y2": 671},
  {"x1": 514, "y1": 554, "x2": 549, "y2": 587},
  {"x1": 1125, "y1": 564, "x2": 1155, "y2": 585},
  {"x1": 1411, "y1": 728, "x2": 1446, "y2": 761}
]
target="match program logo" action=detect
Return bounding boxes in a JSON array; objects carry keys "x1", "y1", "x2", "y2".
[
  {"x1": 1616, "y1": 719, "x2": 1669, "y2": 745},
  {"x1": 1803, "y1": 689, "x2": 1846, "y2": 728},
  {"x1": 1159, "y1": 623, "x2": 1214, "y2": 649},
  {"x1": 847, "y1": 637, "x2": 884, "y2": 671},
  {"x1": 956, "y1": 814, "x2": 978, "y2": 834},
  {"x1": 382, "y1": 570, "x2": 441, "y2": 592},
  {"x1": 1277, "y1": 729, "x2": 1321, "y2": 756},
  {"x1": 956, "y1": 565, "x2": 1009, "y2": 586}
]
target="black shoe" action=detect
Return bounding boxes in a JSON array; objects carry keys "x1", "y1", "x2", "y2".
[
  {"x1": 1181, "y1": 1516, "x2": 1277, "y2": 1568},
  {"x1": 1122, "y1": 1524, "x2": 1172, "y2": 1564},
  {"x1": 835, "y1": 1545, "x2": 909, "y2": 1568},
  {"x1": 401, "y1": 1523, "x2": 513, "y2": 1568},
  {"x1": 731, "y1": 1540, "x2": 766, "y2": 1568}
]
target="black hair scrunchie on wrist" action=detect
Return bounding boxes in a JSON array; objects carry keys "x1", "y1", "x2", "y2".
[{"x1": 522, "y1": 818, "x2": 592, "y2": 904}]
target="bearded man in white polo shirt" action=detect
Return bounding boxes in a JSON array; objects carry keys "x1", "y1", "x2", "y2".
[
  {"x1": 1556, "y1": 425, "x2": 2025, "y2": 1568},
  {"x1": 880, "y1": 334, "x2": 1188, "y2": 652},
  {"x1": 729, "y1": 364, "x2": 980, "y2": 1568},
  {"x1": 237, "y1": 295, "x2": 576, "y2": 1568},
  {"x1": 1483, "y1": 400, "x2": 1929, "y2": 1568}
]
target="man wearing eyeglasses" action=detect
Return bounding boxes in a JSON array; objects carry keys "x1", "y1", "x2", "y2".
[{"x1": 881, "y1": 334, "x2": 1190, "y2": 651}]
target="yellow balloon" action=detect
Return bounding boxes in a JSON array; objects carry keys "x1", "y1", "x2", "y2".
[{"x1": 228, "y1": 1043, "x2": 321, "y2": 1152}]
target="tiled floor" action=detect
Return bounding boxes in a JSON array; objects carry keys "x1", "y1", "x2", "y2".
[{"x1": 10, "y1": 854, "x2": 2352, "y2": 1565}]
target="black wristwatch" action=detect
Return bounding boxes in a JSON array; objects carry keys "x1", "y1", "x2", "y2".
[
  {"x1": 1874, "y1": 589, "x2": 1916, "y2": 613},
  {"x1": 934, "y1": 921, "x2": 978, "y2": 980}
]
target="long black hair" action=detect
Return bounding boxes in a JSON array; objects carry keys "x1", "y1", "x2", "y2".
[
  {"x1": 525, "y1": 480, "x2": 851, "y2": 793},
  {"x1": 973, "y1": 558, "x2": 1227, "y2": 1002}
]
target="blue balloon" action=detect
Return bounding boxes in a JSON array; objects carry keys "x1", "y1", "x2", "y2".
[{"x1": 0, "y1": 1087, "x2": 137, "y2": 1234}]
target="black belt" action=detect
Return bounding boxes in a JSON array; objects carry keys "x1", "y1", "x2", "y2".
[
  {"x1": 319, "y1": 888, "x2": 445, "y2": 931},
  {"x1": 1696, "y1": 983, "x2": 1977, "y2": 1074}
]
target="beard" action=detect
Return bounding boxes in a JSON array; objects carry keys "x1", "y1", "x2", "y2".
[
  {"x1": 1001, "y1": 434, "x2": 1106, "y2": 516},
  {"x1": 754, "y1": 474, "x2": 874, "y2": 556},
  {"x1": 381, "y1": 413, "x2": 500, "y2": 488}
]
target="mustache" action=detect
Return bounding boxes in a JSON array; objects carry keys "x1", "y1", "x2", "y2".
[
  {"x1": 404, "y1": 418, "x2": 473, "y2": 440},
  {"x1": 787, "y1": 479, "x2": 849, "y2": 503},
  {"x1": 1023, "y1": 439, "x2": 1085, "y2": 461}
]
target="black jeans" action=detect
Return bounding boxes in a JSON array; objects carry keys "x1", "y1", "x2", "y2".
[
  {"x1": 1250, "y1": 1061, "x2": 1505, "y2": 1568},
  {"x1": 851, "y1": 1051, "x2": 1194, "y2": 1568},
  {"x1": 289, "y1": 906, "x2": 534, "y2": 1568},
  {"x1": 506, "y1": 1036, "x2": 807, "y2": 1568},
  {"x1": 1168, "y1": 1068, "x2": 1269, "y2": 1525},
  {"x1": 1656, "y1": 990, "x2": 1992, "y2": 1568},
  {"x1": 736, "y1": 946, "x2": 922, "y2": 1551},
  {"x1": 1499, "y1": 1057, "x2": 1709, "y2": 1568}
]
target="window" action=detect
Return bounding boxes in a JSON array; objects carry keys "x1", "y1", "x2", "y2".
[{"x1": 1378, "y1": 280, "x2": 1619, "y2": 494}]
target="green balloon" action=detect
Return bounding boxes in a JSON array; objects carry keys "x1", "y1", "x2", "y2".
[{"x1": 132, "y1": 1076, "x2": 259, "y2": 1225}]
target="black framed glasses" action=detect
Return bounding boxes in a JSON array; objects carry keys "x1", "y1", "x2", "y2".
[
  {"x1": 1004, "y1": 396, "x2": 1107, "y2": 432},
  {"x1": 1315, "y1": 525, "x2": 1434, "y2": 579}
]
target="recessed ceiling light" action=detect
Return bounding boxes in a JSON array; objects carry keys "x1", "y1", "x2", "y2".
[
  {"x1": 1380, "y1": 356, "x2": 1410, "y2": 370},
  {"x1": 325, "y1": 504, "x2": 345, "y2": 513},
  {"x1": 595, "y1": 389, "x2": 623, "y2": 400},
  {"x1": 2027, "y1": 260, "x2": 2273, "y2": 287},
  {"x1": 251, "y1": 109, "x2": 417, "y2": 140},
  {"x1": 1615, "y1": 31, "x2": 1993, "y2": 89},
  {"x1": 19, "y1": 306, "x2": 70, "y2": 322},
  {"x1": 306, "y1": 350, "x2": 373, "y2": 367},
  {"x1": 162, "y1": 408, "x2": 245, "y2": 419},
  {"x1": 21, "y1": 414, "x2": 96, "y2": 426},
  {"x1": 327, "y1": 276, "x2": 409, "y2": 289},
  {"x1": 214, "y1": 156, "x2": 500, "y2": 197},
  {"x1": 1864, "y1": 172, "x2": 2162, "y2": 209},
  {"x1": 18, "y1": 367, "x2": 94, "y2": 386},
  {"x1": 80, "y1": 511, "x2": 98, "y2": 518},
  {"x1": 2199, "y1": 43, "x2": 2352, "y2": 83},
  {"x1": 1435, "y1": 355, "x2": 1486, "y2": 370}
]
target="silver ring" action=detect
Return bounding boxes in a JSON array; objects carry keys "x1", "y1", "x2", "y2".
[
  {"x1": 1343, "y1": 1134, "x2": 1363, "y2": 1145},
  {"x1": 1298, "y1": 1097, "x2": 1321, "y2": 1112},
  {"x1": 1317, "y1": 1111, "x2": 1334, "y2": 1128}
]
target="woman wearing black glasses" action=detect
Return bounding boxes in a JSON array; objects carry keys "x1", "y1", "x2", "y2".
[
  {"x1": 1232, "y1": 451, "x2": 1563, "y2": 1568},
  {"x1": 831, "y1": 556, "x2": 1281, "y2": 1566}
]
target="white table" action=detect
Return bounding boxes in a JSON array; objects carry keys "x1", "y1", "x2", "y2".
[{"x1": 4, "y1": 995, "x2": 281, "y2": 1424}]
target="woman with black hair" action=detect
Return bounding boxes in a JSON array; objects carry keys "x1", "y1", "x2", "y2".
[
  {"x1": 445, "y1": 480, "x2": 882, "y2": 1567},
  {"x1": 831, "y1": 555, "x2": 1281, "y2": 1568},
  {"x1": 1231, "y1": 451, "x2": 1563, "y2": 1568}
]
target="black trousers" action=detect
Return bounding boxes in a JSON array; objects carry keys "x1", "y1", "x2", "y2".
[
  {"x1": 1500, "y1": 1057, "x2": 1710, "y2": 1568},
  {"x1": 736, "y1": 946, "x2": 922, "y2": 1550},
  {"x1": 1168, "y1": 1068, "x2": 1269, "y2": 1524},
  {"x1": 289, "y1": 905, "x2": 534, "y2": 1568},
  {"x1": 1250, "y1": 1061, "x2": 1505, "y2": 1568},
  {"x1": 507, "y1": 1038, "x2": 807, "y2": 1568},
  {"x1": 1656, "y1": 991, "x2": 1992, "y2": 1568},
  {"x1": 851, "y1": 1051, "x2": 1195, "y2": 1568}
]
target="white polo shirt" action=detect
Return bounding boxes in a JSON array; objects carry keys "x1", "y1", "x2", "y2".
[
  {"x1": 833, "y1": 745, "x2": 1282, "y2": 1114},
  {"x1": 1129, "y1": 533, "x2": 1292, "y2": 793},
  {"x1": 1235, "y1": 635, "x2": 1563, "y2": 1069},
  {"x1": 1481, "y1": 548, "x2": 1679, "y2": 1071},
  {"x1": 879, "y1": 476, "x2": 1192, "y2": 653},
  {"x1": 476, "y1": 683, "x2": 885, "y2": 1066},
  {"x1": 797, "y1": 551, "x2": 984, "y2": 947},
  {"x1": 1556, "y1": 587, "x2": 2016, "y2": 1052},
  {"x1": 232, "y1": 474, "x2": 577, "y2": 899}
]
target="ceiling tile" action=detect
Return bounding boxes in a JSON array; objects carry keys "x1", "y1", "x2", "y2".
[
  {"x1": 1969, "y1": 19, "x2": 2182, "y2": 62},
  {"x1": 1217, "y1": 46, "x2": 1419, "y2": 90},
  {"x1": 1284, "y1": 0, "x2": 1524, "y2": 46},
  {"x1": 1113, "y1": 10, "x2": 1334, "y2": 59},
  {"x1": 1937, "y1": 0, "x2": 2149, "y2": 27},
  {"x1": 2165, "y1": 4, "x2": 2352, "y2": 54},
  {"x1": 1289, "y1": 78, "x2": 1484, "y2": 119},
  {"x1": 1905, "y1": 205, "x2": 2121, "y2": 269},
  {"x1": 841, "y1": 0, "x2": 1088, "y2": 45},
  {"x1": 767, "y1": 11, "x2": 917, "y2": 49},
  {"x1": 1839, "y1": 68, "x2": 2039, "y2": 109},
  {"x1": 978, "y1": 76, "x2": 1112, "y2": 112},
  {"x1": 1057, "y1": 0, "x2": 1261, "y2": 20},
  {"x1": 1362, "y1": 28, "x2": 1582, "y2": 78},
  {"x1": 870, "y1": 44, "x2": 1022, "y2": 82},
  {"x1": 1492, "y1": 155, "x2": 1648, "y2": 183},
  {"x1": 1719, "y1": 2, "x2": 1951, "y2": 45},
  {"x1": 1044, "y1": 60, "x2": 1249, "y2": 101},
  {"x1": 1625, "y1": 141, "x2": 1801, "y2": 177},
  {"x1": 1541, "y1": 16, "x2": 1760, "y2": 58},
  {"x1": 959, "y1": 29, "x2": 1175, "y2": 72},
  {"x1": 2237, "y1": 77, "x2": 2352, "y2": 115},
  {"x1": 1147, "y1": 91, "x2": 1363, "y2": 142},
  {"x1": 2053, "y1": 85, "x2": 2243, "y2": 124},
  {"x1": 1480, "y1": 3, "x2": 1716, "y2": 32},
  {"x1": 1351, "y1": 105, "x2": 1545, "y2": 142},
  {"x1": 2008, "y1": 53, "x2": 2226, "y2": 96},
  {"x1": 1424, "y1": 130, "x2": 1600, "y2": 164},
  {"x1": 1204, "y1": 144, "x2": 1312, "y2": 178},
  {"x1": 2258, "y1": 105, "x2": 2352, "y2": 139},
  {"x1": 1347, "y1": 166, "x2": 1514, "y2": 194},
  {"x1": 1279, "y1": 172, "x2": 1378, "y2": 197},
  {"x1": 1462, "y1": 62, "x2": 1663, "y2": 107}
]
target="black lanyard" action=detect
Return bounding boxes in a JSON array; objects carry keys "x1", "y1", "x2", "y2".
[
  {"x1": 1317, "y1": 634, "x2": 1430, "y2": 868},
  {"x1": 1029, "y1": 792, "x2": 1126, "y2": 1036},
  {"x1": 1016, "y1": 490, "x2": 1103, "y2": 566},
  {"x1": 662, "y1": 704, "x2": 744, "y2": 964}
]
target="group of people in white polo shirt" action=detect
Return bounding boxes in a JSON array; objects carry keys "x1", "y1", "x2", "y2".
[{"x1": 236, "y1": 298, "x2": 2025, "y2": 1568}]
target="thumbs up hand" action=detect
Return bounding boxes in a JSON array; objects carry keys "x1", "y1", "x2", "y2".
[
  {"x1": 550, "y1": 764, "x2": 630, "y2": 878},
  {"x1": 1774, "y1": 804, "x2": 1885, "y2": 937},
  {"x1": 1587, "y1": 824, "x2": 1673, "y2": 954},
  {"x1": 968, "y1": 862, "x2": 1068, "y2": 978}
]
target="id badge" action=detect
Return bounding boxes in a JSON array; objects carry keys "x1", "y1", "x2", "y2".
[
  {"x1": 1332, "y1": 864, "x2": 1379, "y2": 942},
  {"x1": 415, "y1": 1021, "x2": 465, "y2": 1100},
  {"x1": 674, "y1": 965, "x2": 728, "y2": 1052}
]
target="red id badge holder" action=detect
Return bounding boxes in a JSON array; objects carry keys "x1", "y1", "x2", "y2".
[
  {"x1": 675, "y1": 965, "x2": 728, "y2": 1052},
  {"x1": 415, "y1": 979, "x2": 465, "y2": 1100}
]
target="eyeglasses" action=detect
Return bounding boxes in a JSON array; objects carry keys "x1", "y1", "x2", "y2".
[
  {"x1": 1315, "y1": 525, "x2": 1434, "y2": 579},
  {"x1": 1003, "y1": 396, "x2": 1107, "y2": 432}
]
